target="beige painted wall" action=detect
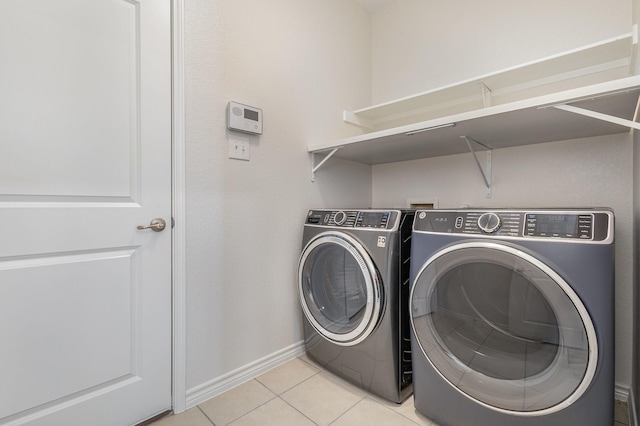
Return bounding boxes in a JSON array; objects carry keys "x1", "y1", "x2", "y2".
[
  {"x1": 371, "y1": 0, "x2": 631, "y2": 104},
  {"x1": 184, "y1": 0, "x2": 373, "y2": 393}
]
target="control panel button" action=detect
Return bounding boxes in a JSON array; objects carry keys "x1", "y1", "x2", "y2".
[
  {"x1": 334, "y1": 211, "x2": 346, "y2": 225},
  {"x1": 477, "y1": 212, "x2": 501, "y2": 233},
  {"x1": 578, "y1": 215, "x2": 593, "y2": 239}
]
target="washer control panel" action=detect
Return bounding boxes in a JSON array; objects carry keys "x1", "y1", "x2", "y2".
[
  {"x1": 306, "y1": 209, "x2": 398, "y2": 230},
  {"x1": 414, "y1": 209, "x2": 612, "y2": 243}
]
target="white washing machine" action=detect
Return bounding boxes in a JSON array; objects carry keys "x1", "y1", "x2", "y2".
[
  {"x1": 409, "y1": 209, "x2": 615, "y2": 425},
  {"x1": 298, "y1": 209, "x2": 414, "y2": 403}
]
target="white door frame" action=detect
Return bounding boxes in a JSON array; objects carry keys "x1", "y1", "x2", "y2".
[{"x1": 171, "y1": 0, "x2": 187, "y2": 414}]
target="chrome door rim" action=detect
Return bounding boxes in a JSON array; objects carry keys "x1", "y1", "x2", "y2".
[
  {"x1": 298, "y1": 231, "x2": 382, "y2": 346},
  {"x1": 409, "y1": 241, "x2": 598, "y2": 416}
]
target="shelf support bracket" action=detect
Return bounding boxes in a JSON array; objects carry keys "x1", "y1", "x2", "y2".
[
  {"x1": 551, "y1": 103, "x2": 640, "y2": 130},
  {"x1": 462, "y1": 136, "x2": 492, "y2": 198},
  {"x1": 479, "y1": 82, "x2": 492, "y2": 107},
  {"x1": 310, "y1": 147, "x2": 341, "y2": 182}
]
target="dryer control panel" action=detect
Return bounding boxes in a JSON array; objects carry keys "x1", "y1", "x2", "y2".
[
  {"x1": 414, "y1": 209, "x2": 613, "y2": 243},
  {"x1": 306, "y1": 209, "x2": 400, "y2": 231}
]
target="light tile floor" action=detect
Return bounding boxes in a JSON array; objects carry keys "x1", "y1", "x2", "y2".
[
  {"x1": 150, "y1": 354, "x2": 436, "y2": 426},
  {"x1": 151, "y1": 354, "x2": 630, "y2": 426}
]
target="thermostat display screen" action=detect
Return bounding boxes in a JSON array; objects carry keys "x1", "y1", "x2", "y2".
[{"x1": 244, "y1": 109, "x2": 259, "y2": 121}]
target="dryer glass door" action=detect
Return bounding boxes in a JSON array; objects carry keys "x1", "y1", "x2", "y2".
[
  {"x1": 299, "y1": 232, "x2": 382, "y2": 346},
  {"x1": 410, "y1": 242, "x2": 596, "y2": 415}
]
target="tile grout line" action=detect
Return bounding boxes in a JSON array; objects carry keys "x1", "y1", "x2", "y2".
[
  {"x1": 196, "y1": 405, "x2": 217, "y2": 426},
  {"x1": 327, "y1": 397, "x2": 425, "y2": 426},
  {"x1": 255, "y1": 364, "x2": 321, "y2": 396},
  {"x1": 324, "y1": 391, "x2": 367, "y2": 426},
  {"x1": 368, "y1": 398, "x2": 424, "y2": 426},
  {"x1": 275, "y1": 395, "x2": 322, "y2": 426},
  {"x1": 225, "y1": 394, "x2": 279, "y2": 426},
  {"x1": 224, "y1": 379, "x2": 280, "y2": 425},
  {"x1": 327, "y1": 397, "x2": 359, "y2": 426},
  {"x1": 390, "y1": 399, "x2": 433, "y2": 426},
  {"x1": 258, "y1": 367, "x2": 323, "y2": 425}
]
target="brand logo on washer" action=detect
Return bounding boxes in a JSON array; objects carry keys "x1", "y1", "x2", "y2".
[{"x1": 377, "y1": 236, "x2": 386, "y2": 247}]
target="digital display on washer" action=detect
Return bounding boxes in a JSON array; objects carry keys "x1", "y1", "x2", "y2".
[
  {"x1": 525, "y1": 214, "x2": 587, "y2": 238},
  {"x1": 356, "y1": 212, "x2": 389, "y2": 228}
]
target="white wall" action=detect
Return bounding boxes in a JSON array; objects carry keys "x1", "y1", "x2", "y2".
[
  {"x1": 369, "y1": 0, "x2": 634, "y2": 393},
  {"x1": 184, "y1": 0, "x2": 372, "y2": 396},
  {"x1": 371, "y1": 0, "x2": 631, "y2": 104}
]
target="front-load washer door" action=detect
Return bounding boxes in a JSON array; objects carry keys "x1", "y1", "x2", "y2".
[
  {"x1": 410, "y1": 241, "x2": 597, "y2": 416},
  {"x1": 298, "y1": 231, "x2": 383, "y2": 346}
]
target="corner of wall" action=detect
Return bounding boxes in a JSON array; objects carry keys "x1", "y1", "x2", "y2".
[
  {"x1": 630, "y1": 385, "x2": 639, "y2": 426},
  {"x1": 185, "y1": 342, "x2": 306, "y2": 409},
  {"x1": 633, "y1": 0, "x2": 640, "y2": 75}
]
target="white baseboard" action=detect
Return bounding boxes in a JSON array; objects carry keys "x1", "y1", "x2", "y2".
[
  {"x1": 617, "y1": 383, "x2": 630, "y2": 401},
  {"x1": 185, "y1": 341, "x2": 306, "y2": 409},
  {"x1": 616, "y1": 383, "x2": 638, "y2": 426}
]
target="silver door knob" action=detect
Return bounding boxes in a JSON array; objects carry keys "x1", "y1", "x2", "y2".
[{"x1": 137, "y1": 218, "x2": 166, "y2": 232}]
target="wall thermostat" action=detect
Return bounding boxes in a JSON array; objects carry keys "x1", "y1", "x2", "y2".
[{"x1": 227, "y1": 101, "x2": 263, "y2": 135}]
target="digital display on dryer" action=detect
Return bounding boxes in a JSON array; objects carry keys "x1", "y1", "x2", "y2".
[{"x1": 525, "y1": 214, "x2": 587, "y2": 238}]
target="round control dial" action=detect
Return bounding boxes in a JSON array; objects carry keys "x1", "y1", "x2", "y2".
[
  {"x1": 334, "y1": 211, "x2": 346, "y2": 225},
  {"x1": 477, "y1": 212, "x2": 501, "y2": 233}
]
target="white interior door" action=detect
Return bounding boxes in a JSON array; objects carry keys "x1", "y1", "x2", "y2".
[{"x1": 0, "y1": 1, "x2": 172, "y2": 425}]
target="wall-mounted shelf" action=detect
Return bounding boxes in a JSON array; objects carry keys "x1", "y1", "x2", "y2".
[
  {"x1": 309, "y1": 32, "x2": 640, "y2": 192},
  {"x1": 342, "y1": 33, "x2": 635, "y2": 130},
  {"x1": 309, "y1": 75, "x2": 640, "y2": 168}
]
